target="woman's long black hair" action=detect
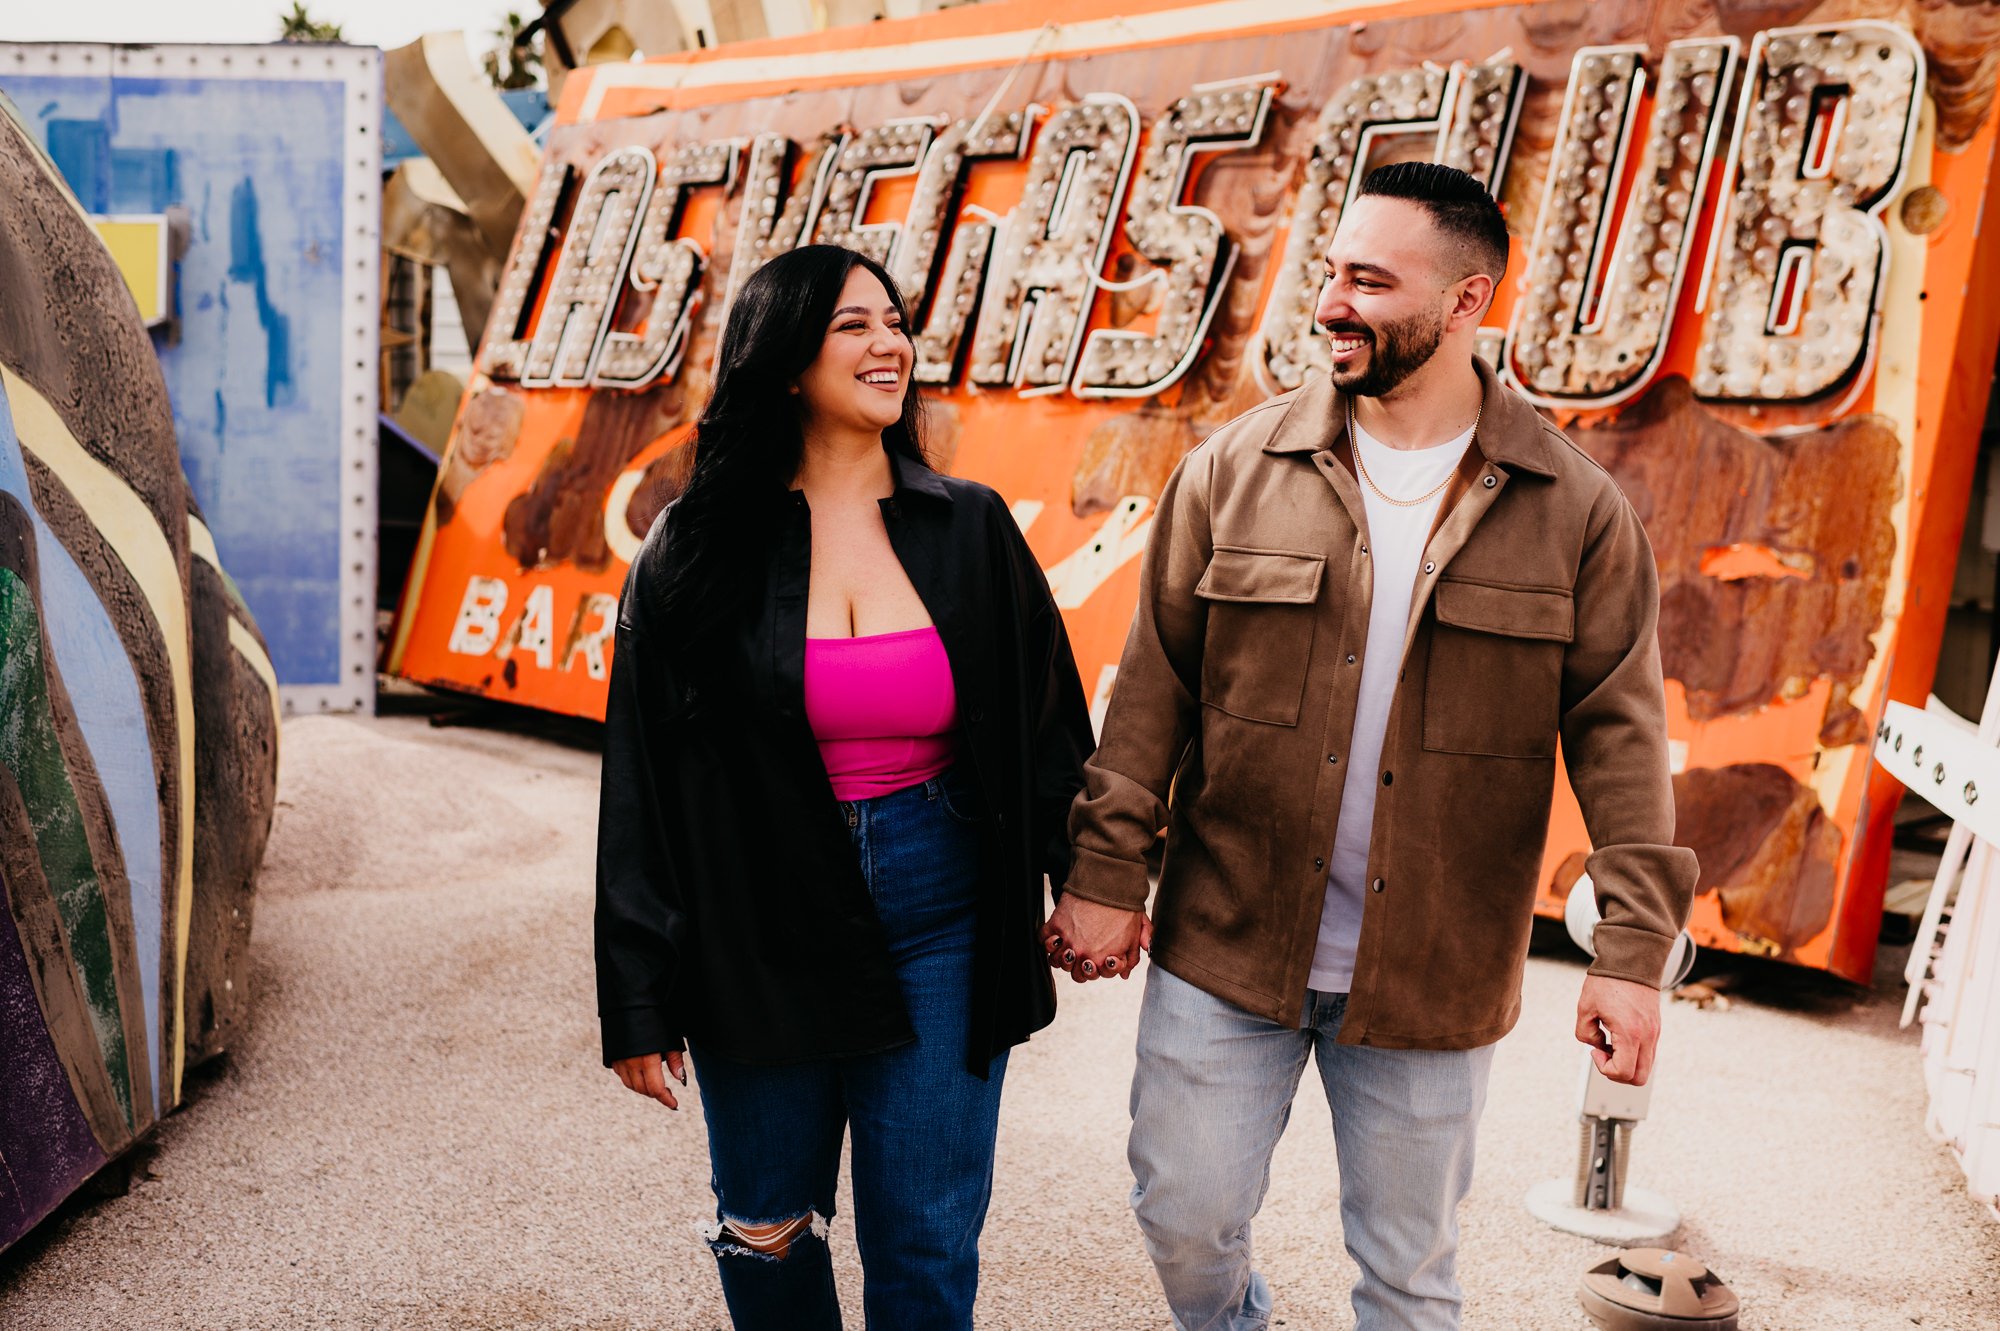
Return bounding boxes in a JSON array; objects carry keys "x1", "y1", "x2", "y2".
[{"x1": 649, "y1": 244, "x2": 931, "y2": 676}]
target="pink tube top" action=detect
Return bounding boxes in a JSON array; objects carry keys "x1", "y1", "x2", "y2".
[{"x1": 804, "y1": 627, "x2": 963, "y2": 801}]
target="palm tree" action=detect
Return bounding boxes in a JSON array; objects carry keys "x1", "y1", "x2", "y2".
[
  {"x1": 483, "y1": 11, "x2": 543, "y2": 90},
  {"x1": 277, "y1": 2, "x2": 345, "y2": 42}
]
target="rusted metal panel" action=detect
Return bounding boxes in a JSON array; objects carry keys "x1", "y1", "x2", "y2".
[{"x1": 388, "y1": 0, "x2": 2000, "y2": 980}]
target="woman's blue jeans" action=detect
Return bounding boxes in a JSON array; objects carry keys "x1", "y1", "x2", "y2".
[{"x1": 689, "y1": 765, "x2": 1006, "y2": 1331}]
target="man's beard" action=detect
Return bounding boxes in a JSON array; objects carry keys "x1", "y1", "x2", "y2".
[{"x1": 1324, "y1": 306, "x2": 1447, "y2": 397}]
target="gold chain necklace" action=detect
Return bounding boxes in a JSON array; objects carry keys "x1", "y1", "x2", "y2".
[{"x1": 1347, "y1": 398, "x2": 1480, "y2": 509}]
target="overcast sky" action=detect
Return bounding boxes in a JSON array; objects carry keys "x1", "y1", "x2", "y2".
[{"x1": 1, "y1": 0, "x2": 525, "y2": 55}]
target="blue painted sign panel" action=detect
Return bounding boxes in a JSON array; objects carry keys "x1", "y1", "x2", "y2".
[{"x1": 0, "y1": 44, "x2": 380, "y2": 712}]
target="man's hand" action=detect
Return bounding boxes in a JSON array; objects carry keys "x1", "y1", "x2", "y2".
[
  {"x1": 612, "y1": 1050, "x2": 686, "y2": 1109},
  {"x1": 1575, "y1": 975, "x2": 1661, "y2": 1086},
  {"x1": 1042, "y1": 894, "x2": 1148, "y2": 983}
]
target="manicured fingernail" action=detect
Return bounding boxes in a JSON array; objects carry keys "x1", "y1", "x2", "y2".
[
  {"x1": 1103, "y1": 957, "x2": 1120, "y2": 973},
  {"x1": 678, "y1": 1067, "x2": 687, "y2": 1086},
  {"x1": 1062, "y1": 949, "x2": 1075, "y2": 966},
  {"x1": 1080, "y1": 960, "x2": 1096, "y2": 977}
]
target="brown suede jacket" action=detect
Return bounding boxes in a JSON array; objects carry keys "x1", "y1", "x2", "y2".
[{"x1": 1065, "y1": 358, "x2": 1697, "y2": 1048}]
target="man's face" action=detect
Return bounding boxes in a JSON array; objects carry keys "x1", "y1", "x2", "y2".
[{"x1": 1314, "y1": 196, "x2": 1458, "y2": 398}]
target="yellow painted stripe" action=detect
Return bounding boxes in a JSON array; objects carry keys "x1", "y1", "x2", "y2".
[
  {"x1": 189, "y1": 514, "x2": 281, "y2": 726},
  {"x1": 4, "y1": 367, "x2": 196, "y2": 1105},
  {"x1": 185, "y1": 512, "x2": 220, "y2": 568},
  {"x1": 227, "y1": 617, "x2": 281, "y2": 723}
]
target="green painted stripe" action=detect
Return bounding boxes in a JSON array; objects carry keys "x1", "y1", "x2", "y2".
[{"x1": 0, "y1": 568, "x2": 133, "y2": 1128}]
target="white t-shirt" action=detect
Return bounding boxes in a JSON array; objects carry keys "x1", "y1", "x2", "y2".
[{"x1": 1308, "y1": 413, "x2": 1476, "y2": 993}]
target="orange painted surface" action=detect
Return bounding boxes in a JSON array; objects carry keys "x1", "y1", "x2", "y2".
[{"x1": 393, "y1": 1, "x2": 2000, "y2": 980}]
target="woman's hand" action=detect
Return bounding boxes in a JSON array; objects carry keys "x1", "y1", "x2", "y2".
[
  {"x1": 612, "y1": 1050, "x2": 687, "y2": 1110},
  {"x1": 1042, "y1": 895, "x2": 1149, "y2": 983}
]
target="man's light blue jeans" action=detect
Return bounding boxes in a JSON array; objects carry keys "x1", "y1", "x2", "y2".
[{"x1": 1128, "y1": 966, "x2": 1496, "y2": 1331}]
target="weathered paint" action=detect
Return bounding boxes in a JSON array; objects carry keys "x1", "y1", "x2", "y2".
[
  {"x1": 390, "y1": 0, "x2": 2000, "y2": 980},
  {"x1": 0, "y1": 381, "x2": 165, "y2": 1122},
  {"x1": 0, "y1": 850, "x2": 106, "y2": 1241},
  {"x1": 2, "y1": 366, "x2": 196, "y2": 1099},
  {"x1": 223, "y1": 177, "x2": 294, "y2": 411},
  {"x1": 0, "y1": 44, "x2": 381, "y2": 714},
  {"x1": 0, "y1": 562, "x2": 137, "y2": 1131},
  {"x1": 0, "y1": 92, "x2": 279, "y2": 1252}
]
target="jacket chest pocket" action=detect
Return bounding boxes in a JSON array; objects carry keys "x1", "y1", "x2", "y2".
[
  {"x1": 1422, "y1": 579, "x2": 1572, "y2": 758},
  {"x1": 1194, "y1": 546, "x2": 1325, "y2": 727}
]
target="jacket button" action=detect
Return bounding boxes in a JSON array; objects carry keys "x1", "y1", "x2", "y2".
[
  {"x1": 1422, "y1": 561, "x2": 1435, "y2": 574},
  {"x1": 1314, "y1": 857, "x2": 1324, "y2": 870},
  {"x1": 1360, "y1": 543, "x2": 1369, "y2": 555},
  {"x1": 970, "y1": 709, "x2": 985, "y2": 723},
  {"x1": 1327, "y1": 753, "x2": 1339, "y2": 764},
  {"x1": 1372, "y1": 877, "x2": 1385, "y2": 893},
  {"x1": 1346, "y1": 653, "x2": 1357, "y2": 664},
  {"x1": 1483, "y1": 474, "x2": 1497, "y2": 488},
  {"x1": 1381, "y1": 770, "x2": 1393, "y2": 786}
]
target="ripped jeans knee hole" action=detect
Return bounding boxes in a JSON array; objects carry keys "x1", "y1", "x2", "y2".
[{"x1": 698, "y1": 1210, "x2": 829, "y2": 1262}]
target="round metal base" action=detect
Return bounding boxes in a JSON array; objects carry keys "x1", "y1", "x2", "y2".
[
  {"x1": 1578, "y1": 1286, "x2": 1738, "y2": 1331},
  {"x1": 1525, "y1": 1179, "x2": 1682, "y2": 1247}
]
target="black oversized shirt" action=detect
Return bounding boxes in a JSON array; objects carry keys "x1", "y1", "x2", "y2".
[{"x1": 594, "y1": 449, "x2": 1096, "y2": 1076}]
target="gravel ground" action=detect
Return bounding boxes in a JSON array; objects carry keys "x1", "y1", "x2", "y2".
[{"x1": 2, "y1": 711, "x2": 1996, "y2": 1330}]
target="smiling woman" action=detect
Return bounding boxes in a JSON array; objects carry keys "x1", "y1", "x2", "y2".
[{"x1": 591, "y1": 244, "x2": 1097, "y2": 1329}]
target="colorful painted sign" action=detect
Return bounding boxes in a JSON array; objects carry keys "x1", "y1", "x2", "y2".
[
  {"x1": 0, "y1": 95, "x2": 280, "y2": 1252},
  {"x1": 0, "y1": 42, "x2": 382, "y2": 714},
  {"x1": 389, "y1": 0, "x2": 2000, "y2": 980}
]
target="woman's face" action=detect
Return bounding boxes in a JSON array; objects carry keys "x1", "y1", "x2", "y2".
[{"x1": 794, "y1": 267, "x2": 914, "y2": 439}]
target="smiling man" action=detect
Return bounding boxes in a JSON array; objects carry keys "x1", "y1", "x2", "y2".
[{"x1": 1049, "y1": 163, "x2": 1698, "y2": 1330}]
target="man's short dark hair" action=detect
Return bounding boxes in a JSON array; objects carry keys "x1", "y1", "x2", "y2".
[{"x1": 1355, "y1": 162, "x2": 1510, "y2": 286}]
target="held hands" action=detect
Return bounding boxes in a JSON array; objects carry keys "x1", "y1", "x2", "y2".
[
  {"x1": 612, "y1": 1050, "x2": 687, "y2": 1110},
  {"x1": 1042, "y1": 894, "x2": 1151, "y2": 984},
  {"x1": 1574, "y1": 974, "x2": 1662, "y2": 1086}
]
